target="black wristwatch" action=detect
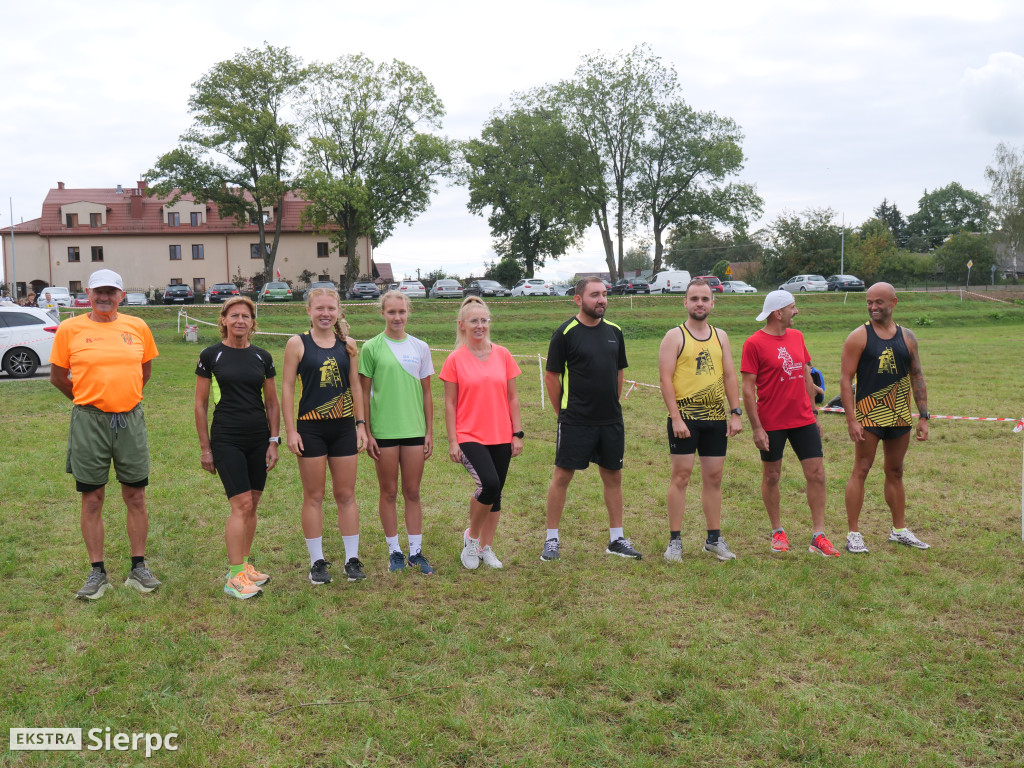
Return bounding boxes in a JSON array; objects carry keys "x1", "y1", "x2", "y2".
[
  {"x1": 918, "y1": 412, "x2": 930, "y2": 420},
  {"x1": 729, "y1": 408, "x2": 742, "y2": 416},
  {"x1": 512, "y1": 431, "x2": 525, "y2": 439}
]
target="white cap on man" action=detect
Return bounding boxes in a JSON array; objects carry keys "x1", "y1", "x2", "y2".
[
  {"x1": 88, "y1": 269, "x2": 124, "y2": 291},
  {"x1": 756, "y1": 290, "x2": 796, "y2": 322}
]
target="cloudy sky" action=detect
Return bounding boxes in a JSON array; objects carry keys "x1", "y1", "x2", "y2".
[{"x1": 3, "y1": 0, "x2": 1024, "y2": 281}]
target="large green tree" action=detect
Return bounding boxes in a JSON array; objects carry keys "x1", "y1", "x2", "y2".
[
  {"x1": 935, "y1": 232, "x2": 996, "y2": 286},
  {"x1": 636, "y1": 100, "x2": 761, "y2": 275},
  {"x1": 664, "y1": 225, "x2": 761, "y2": 276},
  {"x1": 552, "y1": 44, "x2": 676, "y2": 278},
  {"x1": 463, "y1": 108, "x2": 594, "y2": 277},
  {"x1": 905, "y1": 182, "x2": 992, "y2": 252},
  {"x1": 761, "y1": 208, "x2": 842, "y2": 284},
  {"x1": 146, "y1": 44, "x2": 303, "y2": 281},
  {"x1": 298, "y1": 55, "x2": 454, "y2": 287},
  {"x1": 873, "y1": 198, "x2": 908, "y2": 248},
  {"x1": 985, "y1": 142, "x2": 1024, "y2": 279}
]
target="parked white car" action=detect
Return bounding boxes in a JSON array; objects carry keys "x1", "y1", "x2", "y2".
[
  {"x1": 0, "y1": 306, "x2": 59, "y2": 378},
  {"x1": 721, "y1": 280, "x2": 757, "y2": 294},
  {"x1": 397, "y1": 279, "x2": 427, "y2": 298},
  {"x1": 780, "y1": 274, "x2": 829, "y2": 292},
  {"x1": 648, "y1": 270, "x2": 691, "y2": 294},
  {"x1": 38, "y1": 286, "x2": 72, "y2": 307},
  {"x1": 511, "y1": 278, "x2": 553, "y2": 296}
]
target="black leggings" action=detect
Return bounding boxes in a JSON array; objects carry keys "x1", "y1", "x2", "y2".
[{"x1": 459, "y1": 442, "x2": 513, "y2": 511}]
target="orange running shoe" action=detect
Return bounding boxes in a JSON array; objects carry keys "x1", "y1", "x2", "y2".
[
  {"x1": 224, "y1": 571, "x2": 263, "y2": 600},
  {"x1": 771, "y1": 530, "x2": 790, "y2": 552},
  {"x1": 243, "y1": 561, "x2": 270, "y2": 586},
  {"x1": 810, "y1": 534, "x2": 841, "y2": 558}
]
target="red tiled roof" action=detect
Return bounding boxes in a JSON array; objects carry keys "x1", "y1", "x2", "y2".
[{"x1": 38, "y1": 184, "x2": 331, "y2": 237}]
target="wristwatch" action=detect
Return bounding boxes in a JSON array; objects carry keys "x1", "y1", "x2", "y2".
[
  {"x1": 729, "y1": 408, "x2": 742, "y2": 416},
  {"x1": 268, "y1": 436, "x2": 280, "y2": 444},
  {"x1": 512, "y1": 431, "x2": 525, "y2": 439},
  {"x1": 918, "y1": 412, "x2": 930, "y2": 420}
]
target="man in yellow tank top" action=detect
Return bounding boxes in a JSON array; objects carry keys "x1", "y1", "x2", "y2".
[{"x1": 657, "y1": 279, "x2": 743, "y2": 562}]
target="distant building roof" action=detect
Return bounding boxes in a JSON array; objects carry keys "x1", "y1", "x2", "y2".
[{"x1": 37, "y1": 181, "x2": 329, "y2": 236}]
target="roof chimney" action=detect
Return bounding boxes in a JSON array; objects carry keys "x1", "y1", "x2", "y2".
[
  {"x1": 137, "y1": 180, "x2": 147, "y2": 191},
  {"x1": 57, "y1": 181, "x2": 65, "y2": 190},
  {"x1": 116, "y1": 184, "x2": 123, "y2": 194}
]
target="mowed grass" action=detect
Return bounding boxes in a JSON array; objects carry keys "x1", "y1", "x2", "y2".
[{"x1": 1, "y1": 291, "x2": 1023, "y2": 767}]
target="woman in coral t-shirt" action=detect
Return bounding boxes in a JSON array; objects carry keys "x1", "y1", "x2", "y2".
[{"x1": 440, "y1": 297, "x2": 523, "y2": 570}]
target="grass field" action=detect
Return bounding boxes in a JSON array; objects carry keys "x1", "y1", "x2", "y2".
[{"x1": 2, "y1": 291, "x2": 1023, "y2": 767}]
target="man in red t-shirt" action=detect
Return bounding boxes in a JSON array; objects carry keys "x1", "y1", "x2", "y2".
[{"x1": 740, "y1": 290, "x2": 839, "y2": 557}]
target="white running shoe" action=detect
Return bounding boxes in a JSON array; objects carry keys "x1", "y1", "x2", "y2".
[
  {"x1": 846, "y1": 531, "x2": 869, "y2": 554},
  {"x1": 664, "y1": 538, "x2": 683, "y2": 563},
  {"x1": 888, "y1": 528, "x2": 930, "y2": 549},
  {"x1": 479, "y1": 545, "x2": 503, "y2": 569},
  {"x1": 461, "y1": 529, "x2": 480, "y2": 570}
]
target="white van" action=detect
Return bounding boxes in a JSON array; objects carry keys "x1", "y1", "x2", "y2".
[{"x1": 648, "y1": 270, "x2": 691, "y2": 294}]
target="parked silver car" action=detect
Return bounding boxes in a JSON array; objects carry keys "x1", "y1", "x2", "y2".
[
  {"x1": 780, "y1": 274, "x2": 828, "y2": 292},
  {"x1": 429, "y1": 279, "x2": 464, "y2": 299},
  {"x1": 721, "y1": 280, "x2": 757, "y2": 294}
]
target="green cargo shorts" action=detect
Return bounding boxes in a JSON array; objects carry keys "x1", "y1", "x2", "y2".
[{"x1": 66, "y1": 403, "x2": 150, "y2": 487}]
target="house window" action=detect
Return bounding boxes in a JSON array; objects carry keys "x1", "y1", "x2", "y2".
[
  {"x1": 249, "y1": 211, "x2": 270, "y2": 225},
  {"x1": 192, "y1": 244, "x2": 204, "y2": 260},
  {"x1": 68, "y1": 246, "x2": 80, "y2": 262},
  {"x1": 193, "y1": 278, "x2": 206, "y2": 294},
  {"x1": 69, "y1": 281, "x2": 82, "y2": 293},
  {"x1": 168, "y1": 212, "x2": 180, "y2": 226},
  {"x1": 90, "y1": 213, "x2": 101, "y2": 228},
  {"x1": 91, "y1": 246, "x2": 104, "y2": 262},
  {"x1": 190, "y1": 212, "x2": 202, "y2": 226},
  {"x1": 251, "y1": 243, "x2": 269, "y2": 259},
  {"x1": 170, "y1": 278, "x2": 183, "y2": 285},
  {"x1": 66, "y1": 213, "x2": 78, "y2": 228},
  {"x1": 317, "y1": 242, "x2": 330, "y2": 258},
  {"x1": 170, "y1": 245, "x2": 182, "y2": 260},
  {"x1": 319, "y1": 274, "x2": 330, "y2": 281}
]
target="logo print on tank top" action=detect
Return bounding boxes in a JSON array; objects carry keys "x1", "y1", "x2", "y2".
[
  {"x1": 319, "y1": 357, "x2": 342, "y2": 388},
  {"x1": 877, "y1": 347, "x2": 897, "y2": 375},
  {"x1": 694, "y1": 348, "x2": 716, "y2": 376}
]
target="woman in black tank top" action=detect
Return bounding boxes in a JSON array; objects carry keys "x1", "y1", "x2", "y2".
[{"x1": 282, "y1": 288, "x2": 368, "y2": 585}]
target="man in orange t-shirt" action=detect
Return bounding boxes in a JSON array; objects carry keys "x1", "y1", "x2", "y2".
[{"x1": 50, "y1": 269, "x2": 161, "y2": 600}]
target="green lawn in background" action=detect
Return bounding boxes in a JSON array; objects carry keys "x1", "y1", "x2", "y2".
[{"x1": 1, "y1": 291, "x2": 1022, "y2": 767}]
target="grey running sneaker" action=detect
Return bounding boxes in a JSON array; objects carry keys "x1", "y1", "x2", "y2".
[
  {"x1": 889, "y1": 528, "x2": 930, "y2": 549},
  {"x1": 344, "y1": 558, "x2": 366, "y2": 582},
  {"x1": 308, "y1": 559, "x2": 332, "y2": 585},
  {"x1": 479, "y1": 545, "x2": 503, "y2": 569},
  {"x1": 540, "y1": 537, "x2": 560, "y2": 562},
  {"x1": 76, "y1": 567, "x2": 111, "y2": 601},
  {"x1": 407, "y1": 552, "x2": 435, "y2": 575},
  {"x1": 664, "y1": 539, "x2": 683, "y2": 562},
  {"x1": 124, "y1": 561, "x2": 161, "y2": 593},
  {"x1": 606, "y1": 537, "x2": 642, "y2": 560},
  {"x1": 846, "y1": 531, "x2": 869, "y2": 554},
  {"x1": 703, "y1": 538, "x2": 738, "y2": 561},
  {"x1": 388, "y1": 551, "x2": 406, "y2": 572},
  {"x1": 461, "y1": 530, "x2": 480, "y2": 570}
]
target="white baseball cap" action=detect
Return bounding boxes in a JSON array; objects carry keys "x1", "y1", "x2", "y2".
[
  {"x1": 756, "y1": 290, "x2": 795, "y2": 322},
  {"x1": 88, "y1": 269, "x2": 124, "y2": 291}
]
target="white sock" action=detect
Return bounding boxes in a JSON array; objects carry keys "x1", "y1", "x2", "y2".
[
  {"x1": 408, "y1": 534, "x2": 422, "y2": 556},
  {"x1": 546, "y1": 529, "x2": 559, "y2": 541},
  {"x1": 342, "y1": 534, "x2": 359, "y2": 562},
  {"x1": 305, "y1": 537, "x2": 324, "y2": 566},
  {"x1": 610, "y1": 527, "x2": 624, "y2": 542},
  {"x1": 385, "y1": 535, "x2": 401, "y2": 554}
]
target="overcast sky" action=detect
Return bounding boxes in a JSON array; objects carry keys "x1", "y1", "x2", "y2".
[{"x1": 3, "y1": 0, "x2": 1024, "y2": 282}]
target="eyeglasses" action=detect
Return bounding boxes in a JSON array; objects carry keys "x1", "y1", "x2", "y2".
[{"x1": 466, "y1": 317, "x2": 491, "y2": 326}]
